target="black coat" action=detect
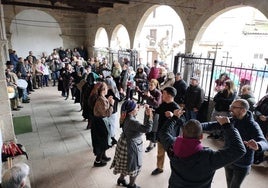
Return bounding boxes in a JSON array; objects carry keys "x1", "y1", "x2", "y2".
[
  {"x1": 173, "y1": 79, "x2": 187, "y2": 104},
  {"x1": 159, "y1": 116, "x2": 246, "y2": 188},
  {"x1": 184, "y1": 85, "x2": 204, "y2": 110},
  {"x1": 202, "y1": 112, "x2": 268, "y2": 168}
]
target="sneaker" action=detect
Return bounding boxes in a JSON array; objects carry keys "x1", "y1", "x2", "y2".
[
  {"x1": 151, "y1": 168, "x2": 163, "y2": 175},
  {"x1": 94, "y1": 161, "x2": 107, "y2": 167}
]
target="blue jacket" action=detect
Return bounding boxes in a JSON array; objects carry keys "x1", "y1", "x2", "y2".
[
  {"x1": 202, "y1": 111, "x2": 268, "y2": 169},
  {"x1": 159, "y1": 116, "x2": 246, "y2": 188}
]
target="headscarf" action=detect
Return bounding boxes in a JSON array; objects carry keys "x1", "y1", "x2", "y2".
[
  {"x1": 121, "y1": 100, "x2": 137, "y2": 113},
  {"x1": 120, "y1": 100, "x2": 137, "y2": 126},
  {"x1": 105, "y1": 76, "x2": 120, "y2": 99}
]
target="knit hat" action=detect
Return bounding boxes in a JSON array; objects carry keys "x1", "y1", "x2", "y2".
[
  {"x1": 163, "y1": 86, "x2": 177, "y2": 97},
  {"x1": 122, "y1": 100, "x2": 137, "y2": 113}
]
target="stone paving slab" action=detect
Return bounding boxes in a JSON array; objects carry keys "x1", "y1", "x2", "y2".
[{"x1": 11, "y1": 85, "x2": 268, "y2": 188}]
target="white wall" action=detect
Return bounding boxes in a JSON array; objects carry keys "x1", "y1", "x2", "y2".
[{"x1": 10, "y1": 9, "x2": 63, "y2": 59}]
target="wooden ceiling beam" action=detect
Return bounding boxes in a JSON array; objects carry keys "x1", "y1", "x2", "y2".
[{"x1": 1, "y1": 0, "x2": 99, "y2": 13}]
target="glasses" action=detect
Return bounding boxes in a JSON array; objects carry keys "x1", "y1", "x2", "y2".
[{"x1": 229, "y1": 105, "x2": 244, "y2": 109}]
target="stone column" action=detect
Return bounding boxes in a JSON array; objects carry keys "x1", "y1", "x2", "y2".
[{"x1": 0, "y1": 2, "x2": 16, "y2": 142}]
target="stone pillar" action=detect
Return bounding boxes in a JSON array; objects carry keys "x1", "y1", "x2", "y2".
[{"x1": 0, "y1": 2, "x2": 16, "y2": 142}]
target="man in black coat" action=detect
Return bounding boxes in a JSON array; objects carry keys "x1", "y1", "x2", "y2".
[
  {"x1": 184, "y1": 76, "x2": 204, "y2": 120},
  {"x1": 202, "y1": 99, "x2": 268, "y2": 188},
  {"x1": 173, "y1": 72, "x2": 187, "y2": 107},
  {"x1": 253, "y1": 94, "x2": 268, "y2": 164}
]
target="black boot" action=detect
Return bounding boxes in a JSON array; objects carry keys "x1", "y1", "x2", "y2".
[
  {"x1": 127, "y1": 184, "x2": 140, "y2": 188},
  {"x1": 111, "y1": 137, "x2": 117, "y2": 145},
  {"x1": 117, "y1": 178, "x2": 128, "y2": 187}
]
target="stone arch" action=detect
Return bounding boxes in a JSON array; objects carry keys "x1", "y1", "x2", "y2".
[
  {"x1": 188, "y1": 3, "x2": 268, "y2": 53},
  {"x1": 94, "y1": 27, "x2": 109, "y2": 47},
  {"x1": 110, "y1": 24, "x2": 130, "y2": 49},
  {"x1": 193, "y1": 5, "x2": 244, "y2": 49},
  {"x1": 10, "y1": 9, "x2": 62, "y2": 58},
  {"x1": 133, "y1": 5, "x2": 158, "y2": 49},
  {"x1": 133, "y1": 5, "x2": 185, "y2": 67},
  {"x1": 192, "y1": 5, "x2": 268, "y2": 64}
]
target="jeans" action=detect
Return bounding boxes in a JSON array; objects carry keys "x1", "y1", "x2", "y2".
[
  {"x1": 225, "y1": 164, "x2": 249, "y2": 188},
  {"x1": 185, "y1": 110, "x2": 198, "y2": 120},
  {"x1": 51, "y1": 71, "x2": 59, "y2": 86}
]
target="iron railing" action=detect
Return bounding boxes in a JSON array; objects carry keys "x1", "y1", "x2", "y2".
[{"x1": 173, "y1": 54, "x2": 268, "y2": 102}]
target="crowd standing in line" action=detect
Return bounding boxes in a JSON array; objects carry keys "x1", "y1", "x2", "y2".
[{"x1": 5, "y1": 46, "x2": 268, "y2": 187}]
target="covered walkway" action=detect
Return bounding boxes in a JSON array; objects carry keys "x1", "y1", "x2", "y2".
[{"x1": 13, "y1": 86, "x2": 268, "y2": 188}]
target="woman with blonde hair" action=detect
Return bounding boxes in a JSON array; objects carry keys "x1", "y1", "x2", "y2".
[
  {"x1": 208, "y1": 79, "x2": 237, "y2": 139},
  {"x1": 111, "y1": 61, "x2": 122, "y2": 89},
  {"x1": 136, "y1": 79, "x2": 162, "y2": 152}
]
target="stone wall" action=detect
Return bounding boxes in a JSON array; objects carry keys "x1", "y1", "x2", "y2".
[
  {"x1": 3, "y1": 4, "x2": 87, "y2": 55},
  {"x1": 2, "y1": 0, "x2": 268, "y2": 58}
]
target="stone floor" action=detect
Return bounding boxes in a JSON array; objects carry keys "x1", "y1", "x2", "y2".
[{"x1": 12, "y1": 85, "x2": 268, "y2": 188}]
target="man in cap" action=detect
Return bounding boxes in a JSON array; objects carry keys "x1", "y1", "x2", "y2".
[
  {"x1": 151, "y1": 86, "x2": 182, "y2": 175},
  {"x1": 184, "y1": 76, "x2": 204, "y2": 120}
]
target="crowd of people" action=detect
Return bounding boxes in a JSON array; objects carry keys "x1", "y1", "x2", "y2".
[{"x1": 4, "y1": 46, "x2": 268, "y2": 188}]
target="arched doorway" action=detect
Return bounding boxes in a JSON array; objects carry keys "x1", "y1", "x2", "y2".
[
  {"x1": 110, "y1": 24, "x2": 130, "y2": 50},
  {"x1": 94, "y1": 27, "x2": 109, "y2": 60},
  {"x1": 134, "y1": 5, "x2": 185, "y2": 70},
  {"x1": 10, "y1": 9, "x2": 62, "y2": 58},
  {"x1": 193, "y1": 6, "x2": 268, "y2": 67},
  {"x1": 192, "y1": 6, "x2": 268, "y2": 100}
]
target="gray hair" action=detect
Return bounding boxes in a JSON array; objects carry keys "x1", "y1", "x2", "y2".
[
  {"x1": 235, "y1": 99, "x2": 250, "y2": 111},
  {"x1": 1, "y1": 163, "x2": 30, "y2": 188}
]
